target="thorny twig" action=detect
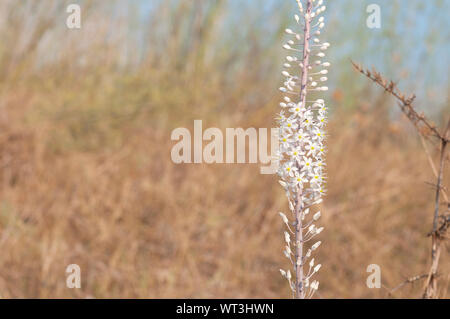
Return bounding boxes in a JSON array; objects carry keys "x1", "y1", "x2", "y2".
[
  {"x1": 352, "y1": 61, "x2": 449, "y2": 298},
  {"x1": 351, "y1": 61, "x2": 448, "y2": 143},
  {"x1": 385, "y1": 274, "x2": 429, "y2": 297}
]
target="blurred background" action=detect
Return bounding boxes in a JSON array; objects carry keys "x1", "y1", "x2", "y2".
[{"x1": 0, "y1": 0, "x2": 448, "y2": 298}]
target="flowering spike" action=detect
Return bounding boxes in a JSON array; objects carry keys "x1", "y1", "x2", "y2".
[{"x1": 277, "y1": 0, "x2": 329, "y2": 299}]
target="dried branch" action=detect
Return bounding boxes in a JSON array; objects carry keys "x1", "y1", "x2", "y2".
[
  {"x1": 351, "y1": 61, "x2": 449, "y2": 299},
  {"x1": 424, "y1": 135, "x2": 447, "y2": 298},
  {"x1": 351, "y1": 61, "x2": 448, "y2": 143},
  {"x1": 386, "y1": 274, "x2": 429, "y2": 297},
  {"x1": 420, "y1": 135, "x2": 449, "y2": 203}
]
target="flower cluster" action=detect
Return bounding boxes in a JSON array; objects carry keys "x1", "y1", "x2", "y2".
[
  {"x1": 277, "y1": 99, "x2": 327, "y2": 199},
  {"x1": 277, "y1": 0, "x2": 329, "y2": 299}
]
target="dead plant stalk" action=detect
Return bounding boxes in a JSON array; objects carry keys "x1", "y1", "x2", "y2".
[{"x1": 352, "y1": 61, "x2": 449, "y2": 298}]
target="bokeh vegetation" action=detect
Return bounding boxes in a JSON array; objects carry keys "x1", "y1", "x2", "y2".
[{"x1": 0, "y1": 0, "x2": 448, "y2": 298}]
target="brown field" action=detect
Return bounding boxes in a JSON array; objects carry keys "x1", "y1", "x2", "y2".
[{"x1": 0, "y1": 0, "x2": 448, "y2": 298}]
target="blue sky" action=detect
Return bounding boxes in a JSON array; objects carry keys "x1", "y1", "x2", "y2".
[{"x1": 131, "y1": 0, "x2": 449, "y2": 113}]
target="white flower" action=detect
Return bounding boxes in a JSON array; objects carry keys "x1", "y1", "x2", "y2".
[
  {"x1": 305, "y1": 141, "x2": 319, "y2": 156},
  {"x1": 289, "y1": 103, "x2": 304, "y2": 117},
  {"x1": 293, "y1": 172, "x2": 306, "y2": 187},
  {"x1": 318, "y1": 105, "x2": 327, "y2": 115},
  {"x1": 283, "y1": 162, "x2": 298, "y2": 177},
  {"x1": 295, "y1": 129, "x2": 307, "y2": 143},
  {"x1": 313, "y1": 128, "x2": 325, "y2": 140},
  {"x1": 280, "y1": 133, "x2": 293, "y2": 150},
  {"x1": 317, "y1": 114, "x2": 327, "y2": 126},
  {"x1": 288, "y1": 147, "x2": 303, "y2": 161},
  {"x1": 302, "y1": 114, "x2": 314, "y2": 129},
  {"x1": 317, "y1": 146, "x2": 326, "y2": 157},
  {"x1": 301, "y1": 156, "x2": 313, "y2": 172},
  {"x1": 282, "y1": 118, "x2": 298, "y2": 133},
  {"x1": 309, "y1": 170, "x2": 323, "y2": 184}
]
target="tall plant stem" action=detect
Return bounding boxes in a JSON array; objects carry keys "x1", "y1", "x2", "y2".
[
  {"x1": 294, "y1": 0, "x2": 312, "y2": 299},
  {"x1": 424, "y1": 119, "x2": 449, "y2": 298}
]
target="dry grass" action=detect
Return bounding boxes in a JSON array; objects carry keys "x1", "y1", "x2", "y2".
[{"x1": 0, "y1": 75, "x2": 448, "y2": 298}]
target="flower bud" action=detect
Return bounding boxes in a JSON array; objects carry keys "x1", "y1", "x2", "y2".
[
  {"x1": 311, "y1": 241, "x2": 322, "y2": 250},
  {"x1": 313, "y1": 211, "x2": 321, "y2": 220},
  {"x1": 314, "y1": 264, "x2": 322, "y2": 273},
  {"x1": 284, "y1": 231, "x2": 291, "y2": 244},
  {"x1": 279, "y1": 212, "x2": 289, "y2": 224}
]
